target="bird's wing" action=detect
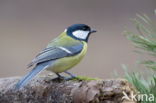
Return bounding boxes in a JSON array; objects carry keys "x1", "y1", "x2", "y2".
[{"x1": 27, "y1": 43, "x2": 83, "y2": 68}]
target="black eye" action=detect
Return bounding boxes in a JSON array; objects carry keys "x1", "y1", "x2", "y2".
[{"x1": 82, "y1": 26, "x2": 89, "y2": 31}]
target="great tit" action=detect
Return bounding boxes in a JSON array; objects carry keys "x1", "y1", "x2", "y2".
[{"x1": 16, "y1": 24, "x2": 96, "y2": 89}]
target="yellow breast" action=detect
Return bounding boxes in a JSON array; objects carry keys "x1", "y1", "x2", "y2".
[{"x1": 47, "y1": 41, "x2": 88, "y2": 73}]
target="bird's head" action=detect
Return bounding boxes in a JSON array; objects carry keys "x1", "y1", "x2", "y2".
[{"x1": 65, "y1": 24, "x2": 96, "y2": 42}]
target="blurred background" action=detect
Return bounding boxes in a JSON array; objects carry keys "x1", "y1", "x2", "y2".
[{"x1": 0, "y1": 0, "x2": 155, "y2": 78}]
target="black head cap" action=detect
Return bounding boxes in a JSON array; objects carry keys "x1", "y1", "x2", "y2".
[{"x1": 66, "y1": 24, "x2": 96, "y2": 42}]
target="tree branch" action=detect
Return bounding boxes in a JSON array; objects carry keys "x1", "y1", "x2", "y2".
[{"x1": 0, "y1": 76, "x2": 136, "y2": 103}]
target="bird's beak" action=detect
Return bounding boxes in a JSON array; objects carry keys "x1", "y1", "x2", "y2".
[{"x1": 90, "y1": 30, "x2": 97, "y2": 34}]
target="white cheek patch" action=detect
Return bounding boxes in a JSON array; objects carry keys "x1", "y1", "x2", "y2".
[{"x1": 72, "y1": 30, "x2": 89, "y2": 39}]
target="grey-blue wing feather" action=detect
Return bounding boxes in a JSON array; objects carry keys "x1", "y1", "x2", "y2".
[{"x1": 28, "y1": 43, "x2": 83, "y2": 68}]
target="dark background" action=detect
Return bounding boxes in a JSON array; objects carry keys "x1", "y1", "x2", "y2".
[{"x1": 0, "y1": 0, "x2": 156, "y2": 78}]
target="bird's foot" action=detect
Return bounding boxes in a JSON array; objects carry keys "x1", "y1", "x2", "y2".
[
  {"x1": 56, "y1": 72, "x2": 77, "y2": 80},
  {"x1": 64, "y1": 71, "x2": 77, "y2": 79}
]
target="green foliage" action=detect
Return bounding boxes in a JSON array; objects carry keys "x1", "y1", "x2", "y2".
[
  {"x1": 124, "y1": 13, "x2": 156, "y2": 102},
  {"x1": 141, "y1": 60, "x2": 156, "y2": 70},
  {"x1": 125, "y1": 72, "x2": 156, "y2": 103},
  {"x1": 125, "y1": 14, "x2": 156, "y2": 56},
  {"x1": 125, "y1": 14, "x2": 156, "y2": 69}
]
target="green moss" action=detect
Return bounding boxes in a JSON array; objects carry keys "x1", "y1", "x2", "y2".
[{"x1": 72, "y1": 76, "x2": 101, "y2": 81}]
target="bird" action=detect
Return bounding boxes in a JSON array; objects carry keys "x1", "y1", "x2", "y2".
[{"x1": 16, "y1": 24, "x2": 96, "y2": 89}]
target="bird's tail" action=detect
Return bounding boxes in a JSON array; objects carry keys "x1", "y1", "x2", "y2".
[{"x1": 15, "y1": 63, "x2": 49, "y2": 89}]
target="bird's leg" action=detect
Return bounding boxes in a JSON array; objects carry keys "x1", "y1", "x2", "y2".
[
  {"x1": 64, "y1": 71, "x2": 77, "y2": 79},
  {"x1": 55, "y1": 72, "x2": 76, "y2": 80},
  {"x1": 56, "y1": 73, "x2": 66, "y2": 79}
]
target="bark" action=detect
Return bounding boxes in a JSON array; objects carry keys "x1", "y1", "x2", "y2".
[{"x1": 0, "y1": 76, "x2": 136, "y2": 103}]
